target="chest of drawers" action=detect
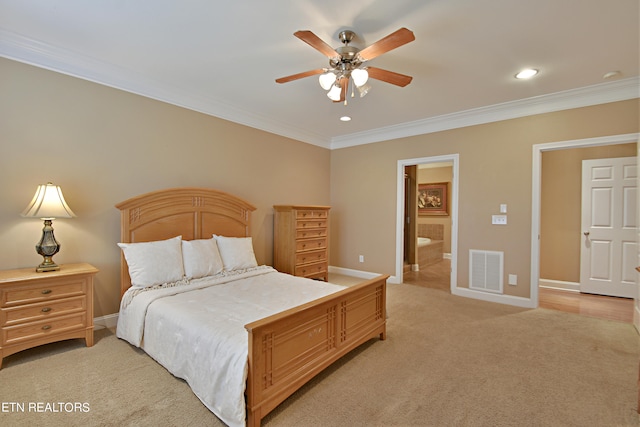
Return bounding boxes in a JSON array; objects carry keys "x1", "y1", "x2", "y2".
[
  {"x1": 0, "y1": 263, "x2": 98, "y2": 369},
  {"x1": 273, "y1": 205, "x2": 330, "y2": 281}
]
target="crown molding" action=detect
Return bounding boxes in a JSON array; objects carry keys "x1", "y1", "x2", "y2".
[
  {"x1": 1, "y1": 29, "x2": 637, "y2": 151},
  {"x1": 330, "y1": 77, "x2": 640, "y2": 149}
]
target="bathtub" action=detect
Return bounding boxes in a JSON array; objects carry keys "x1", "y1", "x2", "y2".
[
  {"x1": 417, "y1": 237, "x2": 432, "y2": 246},
  {"x1": 417, "y1": 236, "x2": 443, "y2": 268}
]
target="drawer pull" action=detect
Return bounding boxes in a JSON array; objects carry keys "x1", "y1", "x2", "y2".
[
  {"x1": 41, "y1": 307, "x2": 52, "y2": 313},
  {"x1": 42, "y1": 325, "x2": 52, "y2": 331},
  {"x1": 41, "y1": 289, "x2": 52, "y2": 295}
]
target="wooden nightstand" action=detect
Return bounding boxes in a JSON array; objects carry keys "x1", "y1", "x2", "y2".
[{"x1": 0, "y1": 263, "x2": 98, "y2": 369}]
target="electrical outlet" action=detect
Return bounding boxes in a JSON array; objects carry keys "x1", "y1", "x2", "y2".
[{"x1": 359, "y1": 255, "x2": 364, "y2": 263}]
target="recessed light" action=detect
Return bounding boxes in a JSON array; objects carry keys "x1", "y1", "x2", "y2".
[
  {"x1": 515, "y1": 68, "x2": 539, "y2": 79},
  {"x1": 340, "y1": 116, "x2": 351, "y2": 122}
]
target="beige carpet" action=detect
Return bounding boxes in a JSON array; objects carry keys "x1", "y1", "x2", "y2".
[{"x1": 1, "y1": 283, "x2": 638, "y2": 427}]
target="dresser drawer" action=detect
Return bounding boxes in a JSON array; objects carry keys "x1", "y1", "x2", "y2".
[
  {"x1": 1, "y1": 296, "x2": 86, "y2": 326},
  {"x1": 1, "y1": 279, "x2": 86, "y2": 307},
  {"x1": 295, "y1": 238, "x2": 327, "y2": 252},
  {"x1": 296, "y1": 228, "x2": 327, "y2": 239},
  {"x1": 2, "y1": 312, "x2": 87, "y2": 346},
  {"x1": 296, "y1": 219, "x2": 328, "y2": 230},
  {"x1": 295, "y1": 249, "x2": 327, "y2": 266},
  {"x1": 295, "y1": 261, "x2": 327, "y2": 278},
  {"x1": 296, "y1": 210, "x2": 328, "y2": 220}
]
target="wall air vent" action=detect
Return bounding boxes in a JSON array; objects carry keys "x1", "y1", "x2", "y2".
[{"x1": 469, "y1": 250, "x2": 504, "y2": 294}]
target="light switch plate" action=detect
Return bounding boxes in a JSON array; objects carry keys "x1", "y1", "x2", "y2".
[
  {"x1": 492, "y1": 215, "x2": 507, "y2": 225},
  {"x1": 500, "y1": 204, "x2": 507, "y2": 213}
]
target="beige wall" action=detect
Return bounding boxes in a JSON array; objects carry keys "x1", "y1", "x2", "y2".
[
  {"x1": 540, "y1": 143, "x2": 637, "y2": 283},
  {"x1": 0, "y1": 58, "x2": 331, "y2": 318},
  {"x1": 330, "y1": 100, "x2": 639, "y2": 299},
  {"x1": 417, "y1": 166, "x2": 453, "y2": 254}
]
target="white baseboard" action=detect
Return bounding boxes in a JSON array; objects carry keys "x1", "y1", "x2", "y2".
[
  {"x1": 539, "y1": 279, "x2": 580, "y2": 292},
  {"x1": 634, "y1": 303, "x2": 640, "y2": 335},
  {"x1": 94, "y1": 313, "x2": 118, "y2": 330},
  {"x1": 452, "y1": 286, "x2": 536, "y2": 308}
]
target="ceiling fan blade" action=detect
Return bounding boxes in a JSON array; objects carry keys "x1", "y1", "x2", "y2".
[
  {"x1": 367, "y1": 67, "x2": 413, "y2": 87},
  {"x1": 276, "y1": 68, "x2": 325, "y2": 84},
  {"x1": 294, "y1": 30, "x2": 339, "y2": 59},
  {"x1": 357, "y1": 28, "x2": 415, "y2": 62}
]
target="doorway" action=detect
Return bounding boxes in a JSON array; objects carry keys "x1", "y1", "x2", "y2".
[
  {"x1": 403, "y1": 162, "x2": 453, "y2": 291},
  {"x1": 396, "y1": 154, "x2": 459, "y2": 290},
  {"x1": 531, "y1": 133, "x2": 639, "y2": 309}
]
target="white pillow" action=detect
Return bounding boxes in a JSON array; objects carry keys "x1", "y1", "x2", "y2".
[
  {"x1": 213, "y1": 235, "x2": 258, "y2": 271},
  {"x1": 181, "y1": 238, "x2": 224, "y2": 279},
  {"x1": 117, "y1": 236, "x2": 184, "y2": 288}
]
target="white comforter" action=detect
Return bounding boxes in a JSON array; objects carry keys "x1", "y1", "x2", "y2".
[{"x1": 116, "y1": 266, "x2": 345, "y2": 427}]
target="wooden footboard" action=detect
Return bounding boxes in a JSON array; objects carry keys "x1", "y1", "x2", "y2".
[{"x1": 244, "y1": 274, "x2": 388, "y2": 427}]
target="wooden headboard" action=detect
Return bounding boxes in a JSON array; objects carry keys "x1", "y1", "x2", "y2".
[{"x1": 115, "y1": 187, "x2": 256, "y2": 297}]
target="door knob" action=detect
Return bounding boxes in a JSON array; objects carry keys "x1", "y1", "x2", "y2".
[{"x1": 583, "y1": 231, "x2": 590, "y2": 236}]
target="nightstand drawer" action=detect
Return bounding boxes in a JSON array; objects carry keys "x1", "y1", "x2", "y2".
[
  {"x1": 295, "y1": 261, "x2": 327, "y2": 278},
  {"x1": 295, "y1": 249, "x2": 327, "y2": 265},
  {"x1": 1, "y1": 296, "x2": 86, "y2": 326},
  {"x1": 2, "y1": 280, "x2": 86, "y2": 307},
  {"x1": 295, "y1": 238, "x2": 327, "y2": 252},
  {"x1": 2, "y1": 312, "x2": 87, "y2": 346}
]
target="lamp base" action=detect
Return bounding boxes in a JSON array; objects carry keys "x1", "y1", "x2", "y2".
[
  {"x1": 36, "y1": 256, "x2": 60, "y2": 272},
  {"x1": 35, "y1": 219, "x2": 61, "y2": 273}
]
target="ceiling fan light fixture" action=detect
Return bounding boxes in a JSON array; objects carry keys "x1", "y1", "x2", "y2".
[
  {"x1": 327, "y1": 84, "x2": 342, "y2": 101},
  {"x1": 319, "y1": 72, "x2": 337, "y2": 90},
  {"x1": 351, "y1": 68, "x2": 369, "y2": 87},
  {"x1": 357, "y1": 83, "x2": 371, "y2": 98}
]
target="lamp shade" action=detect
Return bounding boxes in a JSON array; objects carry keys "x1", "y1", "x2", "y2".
[
  {"x1": 21, "y1": 183, "x2": 76, "y2": 219},
  {"x1": 327, "y1": 84, "x2": 342, "y2": 101},
  {"x1": 318, "y1": 72, "x2": 337, "y2": 90},
  {"x1": 351, "y1": 68, "x2": 369, "y2": 87}
]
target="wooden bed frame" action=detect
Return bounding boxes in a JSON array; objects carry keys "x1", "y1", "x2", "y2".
[{"x1": 116, "y1": 187, "x2": 388, "y2": 427}]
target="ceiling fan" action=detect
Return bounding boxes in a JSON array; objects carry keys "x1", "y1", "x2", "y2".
[{"x1": 276, "y1": 28, "x2": 415, "y2": 104}]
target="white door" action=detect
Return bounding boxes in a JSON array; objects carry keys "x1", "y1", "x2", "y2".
[{"x1": 580, "y1": 157, "x2": 637, "y2": 298}]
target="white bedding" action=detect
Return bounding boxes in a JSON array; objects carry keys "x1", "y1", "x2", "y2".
[{"x1": 116, "y1": 266, "x2": 345, "y2": 427}]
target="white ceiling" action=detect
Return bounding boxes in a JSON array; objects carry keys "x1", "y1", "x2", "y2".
[{"x1": 1, "y1": 0, "x2": 638, "y2": 149}]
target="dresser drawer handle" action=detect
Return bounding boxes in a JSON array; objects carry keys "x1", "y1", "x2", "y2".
[
  {"x1": 42, "y1": 325, "x2": 52, "y2": 331},
  {"x1": 41, "y1": 307, "x2": 52, "y2": 313},
  {"x1": 41, "y1": 289, "x2": 52, "y2": 295}
]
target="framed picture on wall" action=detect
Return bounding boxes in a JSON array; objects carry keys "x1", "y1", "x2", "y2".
[{"x1": 418, "y1": 182, "x2": 448, "y2": 216}]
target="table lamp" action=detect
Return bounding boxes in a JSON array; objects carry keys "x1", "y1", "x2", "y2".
[{"x1": 21, "y1": 182, "x2": 76, "y2": 272}]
